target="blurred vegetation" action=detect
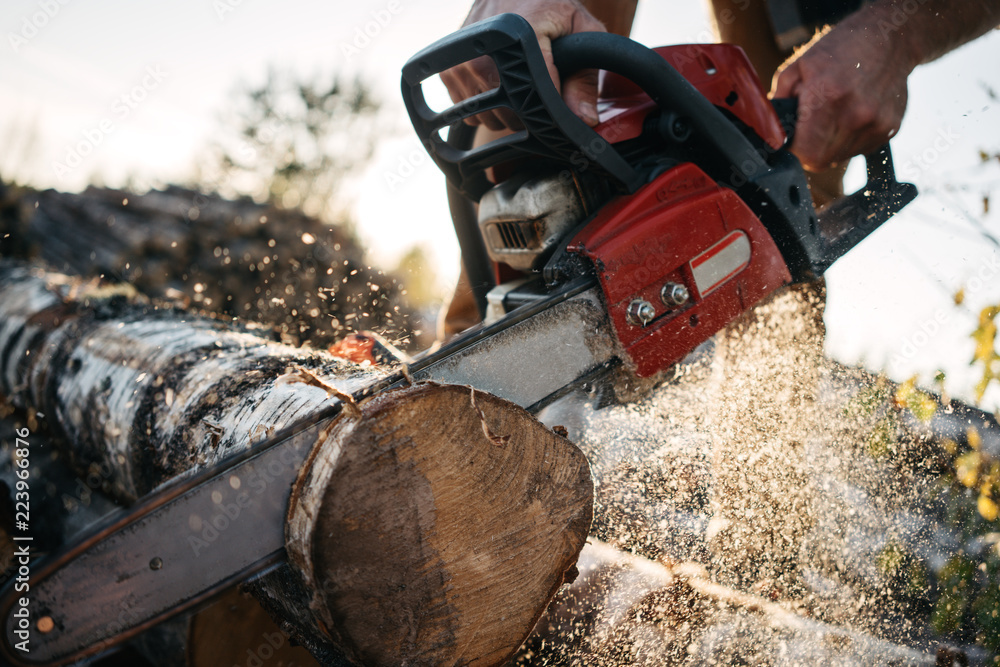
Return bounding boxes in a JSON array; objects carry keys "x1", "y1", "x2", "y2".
[
  {"x1": 846, "y1": 274, "x2": 1000, "y2": 652},
  {"x1": 192, "y1": 70, "x2": 380, "y2": 225},
  {"x1": 843, "y1": 135, "x2": 1000, "y2": 644}
]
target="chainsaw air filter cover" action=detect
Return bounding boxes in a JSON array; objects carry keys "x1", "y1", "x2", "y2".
[{"x1": 478, "y1": 171, "x2": 588, "y2": 271}]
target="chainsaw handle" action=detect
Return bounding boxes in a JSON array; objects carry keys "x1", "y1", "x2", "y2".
[
  {"x1": 766, "y1": 96, "x2": 918, "y2": 272},
  {"x1": 402, "y1": 13, "x2": 773, "y2": 202},
  {"x1": 770, "y1": 96, "x2": 799, "y2": 144},
  {"x1": 401, "y1": 13, "x2": 642, "y2": 201},
  {"x1": 550, "y1": 32, "x2": 769, "y2": 180}
]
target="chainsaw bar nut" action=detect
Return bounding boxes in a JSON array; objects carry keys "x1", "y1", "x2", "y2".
[
  {"x1": 661, "y1": 282, "x2": 690, "y2": 307},
  {"x1": 627, "y1": 299, "x2": 657, "y2": 327}
]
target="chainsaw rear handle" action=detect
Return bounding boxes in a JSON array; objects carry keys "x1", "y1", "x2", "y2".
[
  {"x1": 401, "y1": 13, "x2": 770, "y2": 202},
  {"x1": 767, "y1": 96, "x2": 918, "y2": 272}
]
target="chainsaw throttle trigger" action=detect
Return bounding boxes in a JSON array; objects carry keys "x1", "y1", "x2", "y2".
[{"x1": 401, "y1": 13, "x2": 642, "y2": 201}]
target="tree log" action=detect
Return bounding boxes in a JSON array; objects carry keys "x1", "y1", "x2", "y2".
[{"x1": 0, "y1": 261, "x2": 593, "y2": 665}]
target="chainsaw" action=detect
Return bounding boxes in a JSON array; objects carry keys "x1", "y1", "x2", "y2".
[{"x1": 0, "y1": 13, "x2": 915, "y2": 665}]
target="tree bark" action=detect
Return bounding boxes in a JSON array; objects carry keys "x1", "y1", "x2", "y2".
[{"x1": 0, "y1": 261, "x2": 593, "y2": 666}]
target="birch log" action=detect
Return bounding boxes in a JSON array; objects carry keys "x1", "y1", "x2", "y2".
[{"x1": 0, "y1": 261, "x2": 594, "y2": 666}]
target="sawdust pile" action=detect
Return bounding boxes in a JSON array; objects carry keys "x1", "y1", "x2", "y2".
[{"x1": 527, "y1": 282, "x2": 990, "y2": 665}]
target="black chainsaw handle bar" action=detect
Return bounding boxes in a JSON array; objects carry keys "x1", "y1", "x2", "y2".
[
  {"x1": 767, "y1": 96, "x2": 918, "y2": 272},
  {"x1": 401, "y1": 13, "x2": 640, "y2": 201},
  {"x1": 401, "y1": 13, "x2": 769, "y2": 202}
]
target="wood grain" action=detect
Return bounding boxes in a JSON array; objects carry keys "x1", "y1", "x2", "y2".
[{"x1": 287, "y1": 383, "x2": 594, "y2": 666}]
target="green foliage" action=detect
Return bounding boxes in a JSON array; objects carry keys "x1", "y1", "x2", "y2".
[
  {"x1": 850, "y1": 373, "x2": 1000, "y2": 648},
  {"x1": 932, "y1": 554, "x2": 976, "y2": 634},
  {"x1": 972, "y1": 305, "x2": 1000, "y2": 403},
  {"x1": 894, "y1": 377, "x2": 938, "y2": 422},
  {"x1": 843, "y1": 375, "x2": 892, "y2": 418},
  {"x1": 866, "y1": 414, "x2": 897, "y2": 458},
  {"x1": 876, "y1": 542, "x2": 906, "y2": 575},
  {"x1": 972, "y1": 555, "x2": 1000, "y2": 651}
]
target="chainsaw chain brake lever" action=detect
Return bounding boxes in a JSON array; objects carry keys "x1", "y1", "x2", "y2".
[
  {"x1": 401, "y1": 13, "x2": 643, "y2": 202},
  {"x1": 401, "y1": 13, "x2": 776, "y2": 203},
  {"x1": 769, "y1": 96, "x2": 918, "y2": 274}
]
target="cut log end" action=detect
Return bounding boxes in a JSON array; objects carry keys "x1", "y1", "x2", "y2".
[{"x1": 287, "y1": 382, "x2": 594, "y2": 666}]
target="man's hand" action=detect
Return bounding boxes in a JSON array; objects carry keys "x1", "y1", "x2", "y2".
[
  {"x1": 440, "y1": 0, "x2": 607, "y2": 130},
  {"x1": 771, "y1": 5, "x2": 919, "y2": 171}
]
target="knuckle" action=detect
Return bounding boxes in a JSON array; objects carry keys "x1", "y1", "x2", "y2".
[{"x1": 848, "y1": 101, "x2": 879, "y2": 130}]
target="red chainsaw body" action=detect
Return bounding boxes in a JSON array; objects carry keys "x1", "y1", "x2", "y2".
[
  {"x1": 559, "y1": 44, "x2": 791, "y2": 377},
  {"x1": 593, "y1": 44, "x2": 786, "y2": 151},
  {"x1": 484, "y1": 43, "x2": 795, "y2": 377},
  {"x1": 568, "y1": 163, "x2": 791, "y2": 377}
]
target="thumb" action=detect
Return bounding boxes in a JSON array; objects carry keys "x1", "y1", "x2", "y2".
[
  {"x1": 771, "y1": 62, "x2": 802, "y2": 100},
  {"x1": 562, "y1": 68, "x2": 600, "y2": 126}
]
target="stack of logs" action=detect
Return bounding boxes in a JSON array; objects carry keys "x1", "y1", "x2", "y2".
[
  {"x1": 0, "y1": 183, "x2": 596, "y2": 665},
  {"x1": 0, "y1": 181, "x2": 422, "y2": 350}
]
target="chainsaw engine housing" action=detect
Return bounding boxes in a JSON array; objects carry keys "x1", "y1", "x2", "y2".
[{"x1": 402, "y1": 13, "x2": 916, "y2": 378}]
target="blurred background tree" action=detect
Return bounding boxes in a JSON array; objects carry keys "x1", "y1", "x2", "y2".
[
  {"x1": 0, "y1": 69, "x2": 441, "y2": 351},
  {"x1": 191, "y1": 70, "x2": 382, "y2": 226}
]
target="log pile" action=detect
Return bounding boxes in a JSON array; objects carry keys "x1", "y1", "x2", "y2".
[
  {"x1": 0, "y1": 181, "x2": 422, "y2": 350},
  {"x1": 0, "y1": 262, "x2": 593, "y2": 666}
]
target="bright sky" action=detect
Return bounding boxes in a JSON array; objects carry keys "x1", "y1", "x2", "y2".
[{"x1": 2, "y1": 1, "x2": 1000, "y2": 406}]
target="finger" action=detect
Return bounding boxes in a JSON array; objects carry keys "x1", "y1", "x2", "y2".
[
  {"x1": 493, "y1": 107, "x2": 524, "y2": 130},
  {"x1": 771, "y1": 62, "x2": 803, "y2": 100},
  {"x1": 562, "y1": 68, "x2": 600, "y2": 126},
  {"x1": 537, "y1": 36, "x2": 562, "y2": 96},
  {"x1": 787, "y1": 107, "x2": 835, "y2": 171},
  {"x1": 775, "y1": 72, "x2": 839, "y2": 171},
  {"x1": 476, "y1": 111, "x2": 504, "y2": 131},
  {"x1": 790, "y1": 106, "x2": 847, "y2": 172},
  {"x1": 440, "y1": 67, "x2": 481, "y2": 127},
  {"x1": 441, "y1": 58, "x2": 502, "y2": 128}
]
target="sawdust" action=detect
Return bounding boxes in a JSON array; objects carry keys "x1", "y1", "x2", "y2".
[{"x1": 527, "y1": 281, "x2": 986, "y2": 664}]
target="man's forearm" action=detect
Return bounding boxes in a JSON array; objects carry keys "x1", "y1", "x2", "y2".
[{"x1": 867, "y1": 0, "x2": 1000, "y2": 68}]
